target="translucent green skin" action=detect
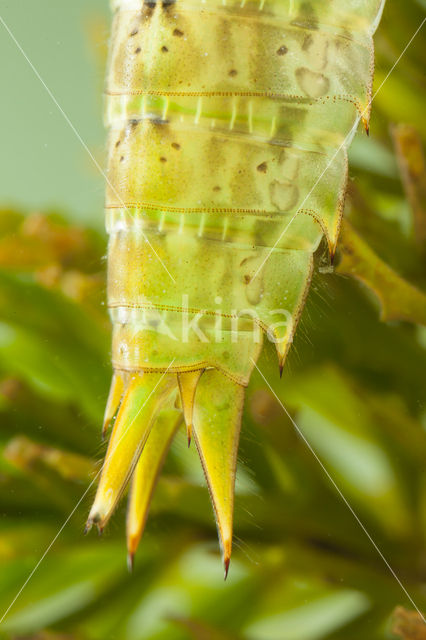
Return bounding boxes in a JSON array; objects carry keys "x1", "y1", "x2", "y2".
[
  {"x1": 88, "y1": 0, "x2": 385, "y2": 563},
  {"x1": 105, "y1": 0, "x2": 384, "y2": 383}
]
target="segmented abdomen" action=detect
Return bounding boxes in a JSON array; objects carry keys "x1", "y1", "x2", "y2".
[
  {"x1": 87, "y1": 0, "x2": 385, "y2": 569},
  {"x1": 105, "y1": 0, "x2": 383, "y2": 381}
]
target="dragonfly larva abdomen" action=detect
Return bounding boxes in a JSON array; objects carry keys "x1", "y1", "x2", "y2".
[{"x1": 88, "y1": 0, "x2": 385, "y2": 572}]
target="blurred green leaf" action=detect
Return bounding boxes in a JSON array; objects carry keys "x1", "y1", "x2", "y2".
[
  {"x1": 337, "y1": 221, "x2": 426, "y2": 326},
  {"x1": 244, "y1": 589, "x2": 370, "y2": 640}
]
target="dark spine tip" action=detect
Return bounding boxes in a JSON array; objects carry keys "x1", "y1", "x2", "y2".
[
  {"x1": 279, "y1": 363, "x2": 284, "y2": 379},
  {"x1": 365, "y1": 125, "x2": 370, "y2": 136},
  {"x1": 224, "y1": 557, "x2": 230, "y2": 580},
  {"x1": 127, "y1": 552, "x2": 135, "y2": 573},
  {"x1": 83, "y1": 521, "x2": 92, "y2": 536}
]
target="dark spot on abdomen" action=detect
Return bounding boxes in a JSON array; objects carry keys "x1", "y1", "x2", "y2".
[
  {"x1": 292, "y1": 2, "x2": 319, "y2": 29},
  {"x1": 302, "y1": 35, "x2": 313, "y2": 51},
  {"x1": 151, "y1": 116, "x2": 169, "y2": 125}
]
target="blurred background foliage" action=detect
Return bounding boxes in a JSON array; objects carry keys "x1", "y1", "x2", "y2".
[{"x1": 0, "y1": 0, "x2": 426, "y2": 639}]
